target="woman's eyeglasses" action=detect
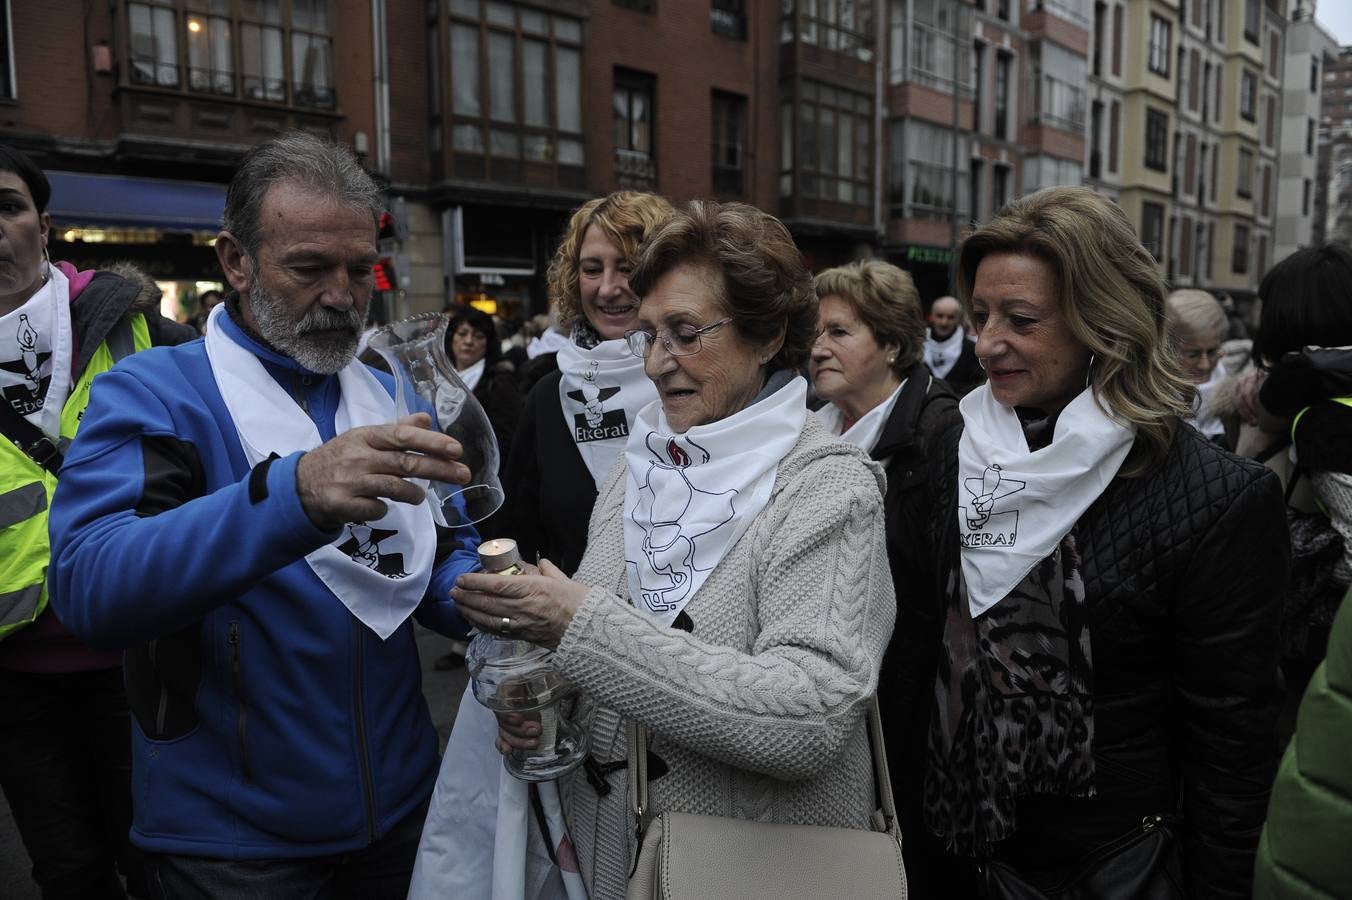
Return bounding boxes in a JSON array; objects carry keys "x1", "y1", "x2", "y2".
[
  {"x1": 1181, "y1": 345, "x2": 1221, "y2": 362},
  {"x1": 624, "y1": 318, "x2": 733, "y2": 358}
]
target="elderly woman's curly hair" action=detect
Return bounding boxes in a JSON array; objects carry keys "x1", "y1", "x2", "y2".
[
  {"x1": 546, "y1": 191, "x2": 675, "y2": 331},
  {"x1": 958, "y1": 186, "x2": 1194, "y2": 475},
  {"x1": 628, "y1": 200, "x2": 818, "y2": 370}
]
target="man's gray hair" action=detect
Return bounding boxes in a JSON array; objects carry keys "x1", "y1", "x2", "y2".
[{"x1": 222, "y1": 131, "x2": 382, "y2": 257}]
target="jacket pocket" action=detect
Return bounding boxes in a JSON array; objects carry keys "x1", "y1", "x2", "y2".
[
  {"x1": 125, "y1": 622, "x2": 201, "y2": 740},
  {"x1": 228, "y1": 622, "x2": 251, "y2": 784}
]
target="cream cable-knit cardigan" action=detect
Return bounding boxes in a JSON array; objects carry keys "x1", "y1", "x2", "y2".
[{"x1": 552, "y1": 415, "x2": 897, "y2": 900}]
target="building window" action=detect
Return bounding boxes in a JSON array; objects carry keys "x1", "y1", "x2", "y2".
[
  {"x1": 973, "y1": 42, "x2": 986, "y2": 132},
  {"x1": 1023, "y1": 155, "x2": 1084, "y2": 193},
  {"x1": 449, "y1": 3, "x2": 585, "y2": 173},
  {"x1": 1311, "y1": 57, "x2": 1320, "y2": 93},
  {"x1": 129, "y1": 2, "x2": 180, "y2": 87},
  {"x1": 1184, "y1": 132, "x2": 1195, "y2": 194},
  {"x1": 901, "y1": 0, "x2": 973, "y2": 93},
  {"x1": 1237, "y1": 146, "x2": 1253, "y2": 199},
  {"x1": 1264, "y1": 94, "x2": 1276, "y2": 147},
  {"x1": 1140, "y1": 201, "x2": 1164, "y2": 260},
  {"x1": 1031, "y1": 40, "x2": 1087, "y2": 132},
  {"x1": 1261, "y1": 163, "x2": 1271, "y2": 218},
  {"x1": 1188, "y1": 49, "x2": 1200, "y2": 111},
  {"x1": 992, "y1": 163, "x2": 1010, "y2": 209},
  {"x1": 1179, "y1": 215, "x2": 1192, "y2": 276},
  {"x1": 893, "y1": 120, "x2": 967, "y2": 221},
  {"x1": 1304, "y1": 178, "x2": 1312, "y2": 216},
  {"x1": 1, "y1": 0, "x2": 16, "y2": 99},
  {"x1": 1147, "y1": 14, "x2": 1170, "y2": 77},
  {"x1": 290, "y1": 0, "x2": 333, "y2": 108},
  {"x1": 995, "y1": 51, "x2": 1011, "y2": 141},
  {"x1": 1144, "y1": 107, "x2": 1168, "y2": 172},
  {"x1": 1091, "y1": 2, "x2": 1105, "y2": 77},
  {"x1": 127, "y1": 0, "x2": 337, "y2": 108},
  {"x1": 1243, "y1": 0, "x2": 1259, "y2": 45},
  {"x1": 1110, "y1": 4, "x2": 1122, "y2": 77},
  {"x1": 802, "y1": 80, "x2": 873, "y2": 206},
  {"x1": 1308, "y1": 118, "x2": 1316, "y2": 155},
  {"x1": 1089, "y1": 100, "x2": 1103, "y2": 178},
  {"x1": 1240, "y1": 70, "x2": 1256, "y2": 122},
  {"x1": 613, "y1": 0, "x2": 654, "y2": 11},
  {"x1": 614, "y1": 68, "x2": 656, "y2": 188},
  {"x1": 784, "y1": 0, "x2": 875, "y2": 61},
  {"x1": 1232, "y1": 223, "x2": 1250, "y2": 274},
  {"x1": 969, "y1": 158, "x2": 983, "y2": 223},
  {"x1": 711, "y1": 0, "x2": 746, "y2": 39},
  {"x1": 711, "y1": 90, "x2": 746, "y2": 195},
  {"x1": 186, "y1": 12, "x2": 234, "y2": 95},
  {"x1": 1108, "y1": 98, "x2": 1120, "y2": 173},
  {"x1": 1268, "y1": 29, "x2": 1280, "y2": 78}
]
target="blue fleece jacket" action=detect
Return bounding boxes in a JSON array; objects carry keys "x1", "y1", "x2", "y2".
[{"x1": 47, "y1": 309, "x2": 478, "y2": 858}]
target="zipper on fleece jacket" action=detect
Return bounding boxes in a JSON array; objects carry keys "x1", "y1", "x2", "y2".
[
  {"x1": 353, "y1": 619, "x2": 378, "y2": 844},
  {"x1": 228, "y1": 623, "x2": 251, "y2": 784}
]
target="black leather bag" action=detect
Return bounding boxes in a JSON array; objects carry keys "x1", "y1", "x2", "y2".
[{"x1": 980, "y1": 815, "x2": 1183, "y2": 900}]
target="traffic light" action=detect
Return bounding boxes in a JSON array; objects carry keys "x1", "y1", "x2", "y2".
[
  {"x1": 374, "y1": 258, "x2": 397, "y2": 292},
  {"x1": 378, "y1": 210, "x2": 399, "y2": 243}
]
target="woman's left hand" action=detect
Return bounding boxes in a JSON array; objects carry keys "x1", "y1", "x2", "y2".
[{"x1": 452, "y1": 558, "x2": 589, "y2": 648}]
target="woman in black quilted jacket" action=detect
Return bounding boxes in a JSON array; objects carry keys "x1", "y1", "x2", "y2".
[{"x1": 922, "y1": 186, "x2": 1289, "y2": 899}]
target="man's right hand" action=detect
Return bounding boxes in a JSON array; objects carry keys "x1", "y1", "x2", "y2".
[{"x1": 295, "y1": 413, "x2": 470, "y2": 531}]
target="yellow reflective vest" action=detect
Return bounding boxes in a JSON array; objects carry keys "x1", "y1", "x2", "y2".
[{"x1": 0, "y1": 314, "x2": 152, "y2": 640}]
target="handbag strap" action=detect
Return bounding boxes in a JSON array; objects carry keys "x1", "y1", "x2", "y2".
[{"x1": 627, "y1": 695, "x2": 901, "y2": 845}]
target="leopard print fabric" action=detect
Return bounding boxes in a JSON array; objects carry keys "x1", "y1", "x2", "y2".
[{"x1": 924, "y1": 533, "x2": 1096, "y2": 858}]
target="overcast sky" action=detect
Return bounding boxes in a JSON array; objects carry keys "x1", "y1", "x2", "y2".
[{"x1": 1319, "y1": 3, "x2": 1352, "y2": 47}]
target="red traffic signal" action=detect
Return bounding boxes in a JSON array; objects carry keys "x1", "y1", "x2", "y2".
[
  {"x1": 374, "y1": 257, "x2": 396, "y2": 292},
  {"x1": 378, "y1": 211, "x2": 398, "y2": 242}
]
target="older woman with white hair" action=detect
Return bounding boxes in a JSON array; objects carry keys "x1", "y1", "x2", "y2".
[
  {"x1": 452, "y1": 201, "x2": 896, "y2": 900},
  {"x1": 1166, "y1": 289, "x2": 1230, "y2": 445}
]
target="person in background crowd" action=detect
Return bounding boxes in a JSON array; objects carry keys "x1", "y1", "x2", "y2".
[
  {"x1": 444, "y1": 304, "x2": 521, "y2": 474},
  {"x1": 925, "y1": 186, "x2": 1287, "y2": 898},
  {"x1": 1166, "y1": 288, "x2": 1231, "y2": 447},
  {"x1": 1253, "y1": 584, "x2": 1352, "y2": 900},
  {"x1": 515, "y1": 307, "x2": 571, "y2": 392},
  {"x1": 0, "y1": 145, "x2": 195, "y2": 899},
  {"x1": 454, "y1": 200, "x2": 895, "y2": 900},
  {"x1": 923, "y1": 295, "x2": 984, "y2": 395},
  {"x1": 1250, "y1": 244, "x2": 1352, "y2": 704},
  {"x1": 46, "y1": 132, "x2": 480, "y2": 898},
  {"x1": 189, "y1": 289, "x2": 224, "y2": 335},
  {"x1": 431, "y1": 304, "x2": 522, "y2": 671},
  {"x1": 496, "y1": 190, "x2": 673, "y2": 576},
  {"x1": 808, "y1": 259, "x2": 959, "y2": 896}
]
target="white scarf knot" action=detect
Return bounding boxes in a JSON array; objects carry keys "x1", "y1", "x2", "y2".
[
  {"x1": 623, "y1": 376, "x2": 807, "y2": 626},
  {"x1": 957, "y1": 384, "x2": 1135, "y2": 618}
]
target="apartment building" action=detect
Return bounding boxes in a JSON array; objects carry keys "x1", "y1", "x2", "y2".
[
  {"x1": 1316, "y1": 44, "x2": 1352, "y2": 247},
  {"x1": 1085, "y1": 0, "x2": 1126, "y2": 201},
  {"x1": 1120, "y1": 0, "x2": 1179, "y2": 278},
  {"x1": 0, "y1": 0, "x2": 373, "y2": 311},
  {"x1": 1278, "y1": 8, "x2": 1336, "y2": 262}
]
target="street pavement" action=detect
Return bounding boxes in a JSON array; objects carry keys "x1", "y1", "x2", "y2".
[{"x1": 0, "y1": 625, "x2": 471, "y2": 899}]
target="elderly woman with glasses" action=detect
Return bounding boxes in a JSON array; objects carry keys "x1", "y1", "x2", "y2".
[
  {"x1": 451, "y1": 201, "x2": 896, "y2": 900},
  {"x1": 1166, "y1": 289, "x2": 1230, "y2": 446}
]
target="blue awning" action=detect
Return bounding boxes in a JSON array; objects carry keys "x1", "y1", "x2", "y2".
[{"x1": 45, "y1": 171, "x2": 227, "y2": 232}]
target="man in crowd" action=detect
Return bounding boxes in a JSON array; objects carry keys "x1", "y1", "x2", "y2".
[
  {"x1": 923, "y1": 295, "x2": 984, "y2": 396},
  {"x1": 0, "y1": 145, "x2": 196, "y2": 899},
  {"x1": 47, "y1": 132, "x2": 478, "y2": 897}
]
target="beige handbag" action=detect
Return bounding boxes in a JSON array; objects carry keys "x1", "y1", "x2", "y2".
[{"x1": 625, "y1": 696, "x2": 908, "y2": 900}]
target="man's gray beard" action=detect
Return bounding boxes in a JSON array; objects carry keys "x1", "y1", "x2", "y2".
[{"x1": 248, "y1": 281, "x2": 368, "y2": 374}]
